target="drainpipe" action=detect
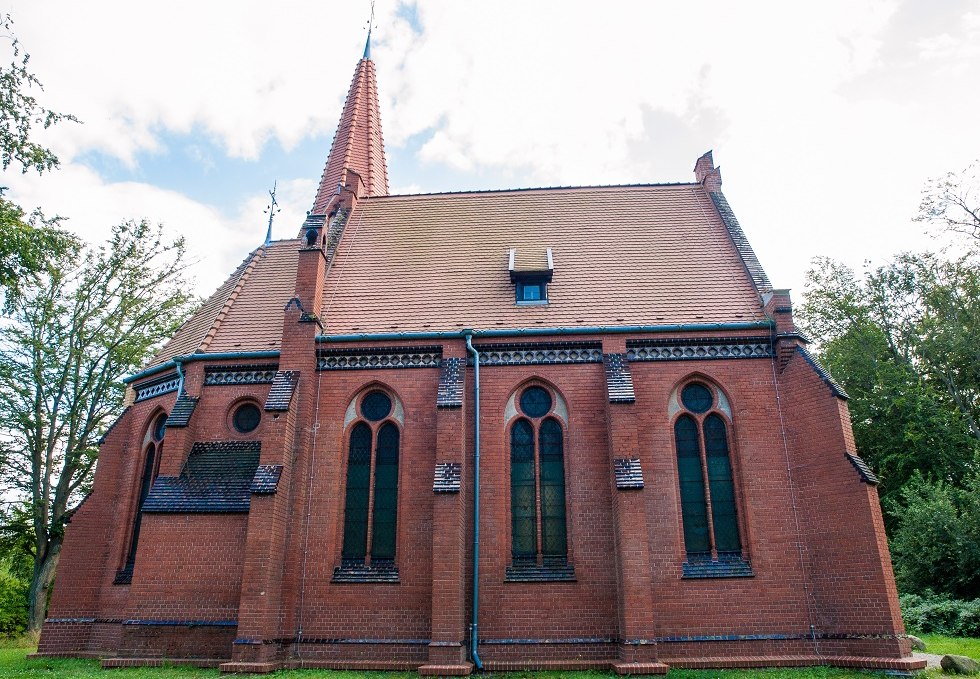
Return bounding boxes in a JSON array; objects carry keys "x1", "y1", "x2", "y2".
[
  {"x1": 174, "y1": 358, "x2": 185, "y2": 396},
  {"x1": 464, "y1": 332, "x2": 484, "y2": 671}
]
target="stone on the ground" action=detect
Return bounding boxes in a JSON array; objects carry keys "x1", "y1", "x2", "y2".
[
  {"x1": 908, "y1": 635, "x2": 926, "y2": 651},
  {"x1": 940, "y1": 654, "x2": 980, "y2": 674}
]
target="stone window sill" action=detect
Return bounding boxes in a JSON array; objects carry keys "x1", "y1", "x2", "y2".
[
  {"x1": 505, "y1": 560, "x2": 576, "y2": 582},
  {"x1": 331, "y1": 561, "x2": 400, "y2": 583}
]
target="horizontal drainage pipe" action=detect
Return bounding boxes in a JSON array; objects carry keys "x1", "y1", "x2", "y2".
[{"x1": 123, "y1": 350, "x2": 282, "y2": 384}]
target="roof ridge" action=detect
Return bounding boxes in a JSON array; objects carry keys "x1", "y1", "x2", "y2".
[
  {"x1": 374, "y1": 182, "x2": 702, "y2": 199},
  {"x1": 199, "y1": 246, "x2": 264, "y2": 352}
]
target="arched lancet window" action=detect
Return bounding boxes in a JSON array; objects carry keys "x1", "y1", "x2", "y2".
[
  {"x1": 341, "y1": 390, "x2": 400, "y2": 567},
  {"x1": 121, "y1": 412, "x2": 167, "y2": 578},
  {"x1": 674, "y1": 381, "x2": 742, "y2": 560},
  {"x1": 509, "y1": 385, "x2": 568, "y2": 566}
]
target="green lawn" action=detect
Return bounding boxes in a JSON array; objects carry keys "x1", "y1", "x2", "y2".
[
  {"x1": 917, "y1": 633, "x2": 980, "y2": 659},
  {"x1": 0, "y1": 647, "x2": 928, "y2": 679}
]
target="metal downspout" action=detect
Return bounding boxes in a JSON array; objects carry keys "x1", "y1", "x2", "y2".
[
  {"x1": 174, "y1": 358, "x2": 185, "y2": 395},
  {"x1": 464, "y1": 333, "x2": 484, "y2": 670}
]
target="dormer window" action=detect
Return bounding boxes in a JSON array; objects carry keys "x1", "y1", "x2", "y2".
[{"x1": 509, "y1": 247, "x2": 554, "y2": 306}]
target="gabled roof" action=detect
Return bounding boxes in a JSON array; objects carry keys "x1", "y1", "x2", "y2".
[
  {"x1": 311, "y1": 55, "x2": 388, "y2": 213},
  {"x1": 317, "y1": 184, "x2": 768, "y2": 334},
  {"x1": 148, "y1": 239, "x2": 300, "y2": 366}
]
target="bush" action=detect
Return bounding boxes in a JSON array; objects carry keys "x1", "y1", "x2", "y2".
[
  {"x1": 888, "y1": 472, "x2": 980, "y2": 599},
  {"x1": 900, "y1": 591, "x2": 980, "y2": 637},
  {"x1": 0, "y1": 558, "x2": 28, "y2": 638}
]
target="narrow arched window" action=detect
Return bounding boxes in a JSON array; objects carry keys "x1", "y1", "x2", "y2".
[
  {"x1": 340, "y1": 390, "x2": 401, "y2": 569},
  {"x1": 510, "y1": 418, "x2": 537, "y2": 563},
  {"x1": 509, "y1": 386, "x2": 569, "y2": 568},
  {"x1": 118, "y1": 413, "x2": 166, "y2": 583},
  {"x1": 342, "y1": 422, "x2": 372, "y2": 563},
  {"x1": 674, "y1": 382, "x2": 743, "y2": 561}
]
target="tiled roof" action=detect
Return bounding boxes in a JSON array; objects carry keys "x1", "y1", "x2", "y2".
[
  {"x1": 311, "y1": 56, "x2": 388, "y2": 213},
  {"x1": 319, "y1": 185, "x2": 768, "y2": 334},
  {"x1": 146, "y1": 241, "x2": 299, "y2": 367},
  {"x1": 142, "y1": 441, "x2": 261, "y2": 513}
]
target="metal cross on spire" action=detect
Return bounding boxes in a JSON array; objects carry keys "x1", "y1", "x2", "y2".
[
  {"x1": 363, "y1": 0, "x2": 375, "y2": 60},
  {"x1": 264, "y1": 181, "x2": 280, "y2": 246}
]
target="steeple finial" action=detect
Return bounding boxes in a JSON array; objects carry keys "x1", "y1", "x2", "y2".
[
  {"x1": 363, "y1": 0, "x2": 375, "y2": 60},
  {"x1": 263, "y1": 181, "x2": 280, "y2": 246}
]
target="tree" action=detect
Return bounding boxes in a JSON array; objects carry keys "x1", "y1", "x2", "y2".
[
  {"x1": 0, "y1": 192, "x2": 76, "y2": 309},
  {"x1": 1, "y1": 14, "x2": 78, "y2": 174},
  {"x1": 917, "y1": 161, "x2": 980, "y2": 246},
  {"x1": 0, "y1": 220, "x2": 196, "y2": 631},
  {"x1": 799, "y1": 255, "x2": 979, "y2": 516},
  {"x1": 0, "y1": 14, "x2": 79, "y2": 306}
]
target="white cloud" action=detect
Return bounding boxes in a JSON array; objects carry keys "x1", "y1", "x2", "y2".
[{"x1": 3, "y1": 0, "x2": 980, "y2": 302}]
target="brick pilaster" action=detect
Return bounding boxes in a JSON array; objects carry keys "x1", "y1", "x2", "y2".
[{"x1": 422, "y1": 342, "x2": 472, "y2": 675}]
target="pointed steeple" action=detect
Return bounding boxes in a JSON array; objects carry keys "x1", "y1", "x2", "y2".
[{"x1": 310, "y1": 42, "x2": 388, "y2": 214}]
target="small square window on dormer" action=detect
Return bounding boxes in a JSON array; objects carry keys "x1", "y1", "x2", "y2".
[{"x1": 509, "y1": 248, "x2": 553, "y2": 306}]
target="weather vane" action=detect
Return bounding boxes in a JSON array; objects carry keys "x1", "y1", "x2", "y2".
[{"x1": 264, "y1": 181, "x2": 281, "y2": 246}]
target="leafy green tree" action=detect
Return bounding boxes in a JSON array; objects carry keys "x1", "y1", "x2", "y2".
[
  {"x1": 0, "y1": 221, "x2": 196, "y2": 631},
  {"x1": 888, "y1": 471, "x2": 980, "y2": 599},
  {"x1": 0, "y1": 193, "x2": 76, "y2": 309},
  {"x1": 799, "y1": 256, "x2": 979, "y2": 515},
  {"x1": 0, "y1": 14, "x2": 78, "y2": 306},
  {"x1": 1, "y1": 14, "x2": 78, "y2": 174}
]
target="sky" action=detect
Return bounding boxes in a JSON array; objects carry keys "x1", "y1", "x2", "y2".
[{"x1": 2, "y1": 0, "x2": 979, "y2": 301}]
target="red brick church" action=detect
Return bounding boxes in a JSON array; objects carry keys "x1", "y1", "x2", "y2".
[{"x1": 36, "y1": 34, "x2": 923, "y2": 675}]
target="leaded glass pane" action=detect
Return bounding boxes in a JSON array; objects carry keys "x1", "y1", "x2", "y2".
[
  {"x1": 371, "y1": 423, "x2": 399, "y2": 560},
  {"x1": 153, "y1": 414, "x2": 167, "y2": 441},
  {"x1": 233, "y1": 403, "x2": 261, "y2": 433},
  {"x1": 510, "y1": 418, "x2": 537, "y2": 560},
  {"x1": 681, "y1": 383, "x2": 713, "y2": 413},
  {"x1": 539, "y1": 418, "x2": 567, "y2": 558},
  {"x1": 361, "y1": 390, "x2": 392, "y2": 422},
  {"x1": 342, "y1": 422, "x2": 372, "y2": 562},
  {"x1": 126, "y1": 443, "x2": 157, "y2": 567},
  {"x1": 520, "y1": 386, "x2": 552, "y2": 418},
  {"x1": 705, "y1": 414, "x2": 741, "y2": 554},
  {"x1": 675, "y1": 415, "x2": 710, "y2": 556}
]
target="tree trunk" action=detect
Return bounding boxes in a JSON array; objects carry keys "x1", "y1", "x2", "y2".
[{"x1": 27, "y1": 540, "x2": 61, "y2": 632}]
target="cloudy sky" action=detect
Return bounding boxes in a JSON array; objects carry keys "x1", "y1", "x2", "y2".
[{"x1": 3, "y1": 1, "x2": 979, "y2": 300}]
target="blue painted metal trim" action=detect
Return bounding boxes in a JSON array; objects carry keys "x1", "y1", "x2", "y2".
[
  {"x1": 124, "y1": 351, "x2": 281, "y2": 385},
  {"x1": 317, "y1": 321, "x2": 773, "y2": 344}
]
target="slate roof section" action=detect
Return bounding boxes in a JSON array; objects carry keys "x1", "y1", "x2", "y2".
[
  {"x1": 250, "y1": 465, "x2": 283, "y2": 494},
  {"x1": 846, "y1": 453, "x2": 879, "y2": 485},
  {"x1": 164, "y1": 395, "x2": 199, "y2": 428},
  {"x1": 319, "y1": 185, "x2": 768, "y2": 333},
  {"x1": 264, "y1": 370, "x2": 299, "y2": 412},
  {"x1": 708, "y1": 191, "x2": 773, "y2": 293},
  {"x1": 433, "y1": 462, "x2": 462, "y2": 493},
  {"x1": 146, "y1": 240, "x2": 300, "y2": 368},
  {"x1": 311, "y1": 55, "x2": 388, "y2": 213},
  {"x1": 682, "y1": 555, "x2": 754, "y2": 579},
  {"x1": 796, "y1": 346, "x2": 849, "y2": 400},
  {"x1": 603, "y1": 353, "x2": 636, "y2": 403},
  {"x1": 614, "y1": 458, "x2": 644, "y2": 489},
  {"x1": 436, "y1": 358, "x2": 465, "y2": 409},
  {"x1": 142, "y1": 441, "x2": 261, "y2": 513}
]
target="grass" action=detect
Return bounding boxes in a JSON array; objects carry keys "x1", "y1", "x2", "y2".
[
  {"x1": 0, "y1": 646, "x2": 925, "y2": 679},
  {"x1": 1, "y1": 638, "x2": 976, "y2": 678},
  {"x1": 917, "y1": 633, "x2": 980, "y2": 659}
]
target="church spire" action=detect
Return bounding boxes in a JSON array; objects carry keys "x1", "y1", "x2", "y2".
[{"x1": 310, "y1": 31, "x2": 388, "y2": 213}]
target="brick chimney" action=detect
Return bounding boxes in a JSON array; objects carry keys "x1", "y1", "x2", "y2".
[{"x1": 694, "y1": 150, "x2": 722, "y2": 193}]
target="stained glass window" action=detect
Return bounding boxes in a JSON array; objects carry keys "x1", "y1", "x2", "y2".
[
  {"x1": 361, "y1": 390, "x2": 392, "y2": 421},
  {"x1": 510, "y1": 418, "x2": 537, "y2": 562},
  {"x1": 520, "y1": 386, "x2": 552, "y2": 418},
  {"x1": 371, "y1": 423, "x2": 399, "y2": 561},
  {"x1": 705, "y1": 414, "x2": 740, "y2": 554},
  {"x1": 539, "y1": 418, "x2": 567, "y2": 558},
  {"x1": 342, "y1": 422, "x2": 372, "y2": 563},
  {"x1": 681, "y1": 383, "x2": 713, "y2": 413},
  {"x1": 233, "y1": 403, "x2": 261, "y2": 433},
  {"x1": 675, "y1": 415, "x2": 710, "y2": 556}
]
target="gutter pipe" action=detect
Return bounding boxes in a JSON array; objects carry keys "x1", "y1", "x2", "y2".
[
  {"x1": 316, "y1": 320, "x2": 772, "y2": 344},
  {"x1": 464, "y1": 332, "x2": 484, "y2": 671},
  {"x1": 174, "y1": 358, "x2": 185, "y2": 395},
  {"x1": 123, "y1": 350, "x2": 282, "y2": 384}
]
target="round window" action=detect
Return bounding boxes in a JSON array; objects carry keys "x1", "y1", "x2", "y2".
[
  {"x1": 519, "y1": 386, "x2": 552, "y2": 418},
  {"x1": 681, "y1": 383, "x2": 713, "y2": 413},
  {"x1": 233, "y1": 403, "x2": 261, "y2": 433},
  {"x1": 152, "y1": 413, "x2": 167, "y2": 441},
  {"x1": 361, "y1": 390, "x2": 392, "y2": 421}
]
